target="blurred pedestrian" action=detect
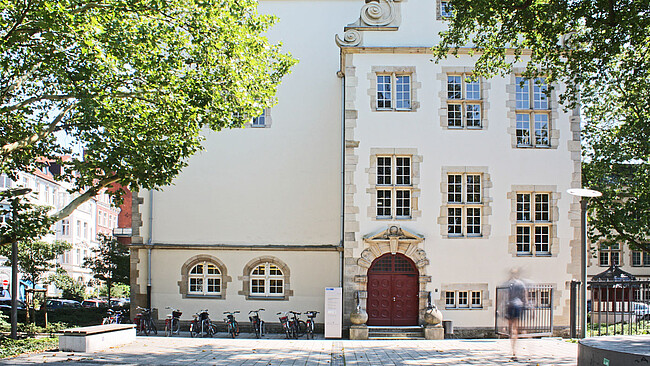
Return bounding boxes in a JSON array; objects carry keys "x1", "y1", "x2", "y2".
[{"x1": 504, "y1": 268, "x2": 527, "y2": 360}]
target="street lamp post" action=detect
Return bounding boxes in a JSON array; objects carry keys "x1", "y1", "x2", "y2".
[
  {"x1": 567, "y1": 188, "x2": 602, "y2": 339},
  {"x1": 2, "y1": 187, "x2": 32, "y2": 339}
]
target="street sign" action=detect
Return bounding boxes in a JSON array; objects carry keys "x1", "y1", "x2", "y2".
[{"x1": 2, "y1": 279, "x2": 7, "y2": 288}]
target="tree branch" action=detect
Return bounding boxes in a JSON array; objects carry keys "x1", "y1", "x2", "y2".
[
  {"x1": 0, "y1": 61, "x2": 42, "y2": 103},
  {"x1": 1, "y1": 94, "x2": 76, "y2": 113},
  {"x1": 1, "y1": 0, "x2": 32, "y2": 43},
  {"x1": 51, "y1": 175, "x2": 121, "y2": 222},
  {"x1": 1, "y1": 103, "x2": 75, "y2": 157}
]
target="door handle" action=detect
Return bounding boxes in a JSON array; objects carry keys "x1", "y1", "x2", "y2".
[{"x1": 393, "y1": 297, "x2": 396, "y2": 302}]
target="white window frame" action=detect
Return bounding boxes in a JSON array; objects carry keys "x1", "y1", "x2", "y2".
[
  {"x1": 516, "y1": 192, "x2": 551, "y2": 256},
  {"x1": 250, "y1": 262, "x2": 284, "y2": 298},
  {"x1": 376, "y1": 73, "x2": 412, "y2": 111},
  {"x1": 599, "y1": 243, "x2": 621, "y2": 267},
  {"x1": 632, "y1": 250, "x2": 650, "y2": 267},
  {"x1": 376, "y1": 155, "x2": 412, "y2": 219},
  {"x1": 445, "y1": 290, "x2": 483, "y2": 309},
  {"x1": 446, "y1": 173, "x2": 483, "y2": 237},
  {"x1": 515, "y1": 77, "x2": 550, "y2": 148},
  {"x1": 61, "y1": 219, "x2": 70, "y2": 236},
  {"x1": 446, "y1": 74, "x2": 482, "y2": 129},
  {"x1": 252, "y1": 109, "x2": 267, "y2": 127},
  {"x1": 188, "y1": 261, "x2": 222, "y2": 296}
]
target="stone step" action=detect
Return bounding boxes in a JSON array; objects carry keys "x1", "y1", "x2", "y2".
[{"x1": 367, "y1": 326, "x2": 425, "y2": 340}]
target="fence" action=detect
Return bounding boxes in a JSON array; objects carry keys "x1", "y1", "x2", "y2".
[
  {"x1": 584, "y1": 278, "x2": 650, "y2": 336},
  {"x1": 495, "y1": 284, "x2": 554, "y2": 337}
]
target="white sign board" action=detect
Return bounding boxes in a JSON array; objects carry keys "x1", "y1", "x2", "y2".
[{"x1": 324, "y1": 287, "x2": 342, "y2": 338}]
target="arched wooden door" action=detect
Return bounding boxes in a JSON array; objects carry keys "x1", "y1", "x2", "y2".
[{"x1": 366, "y1": 253, "x2": 419, "y2": 326}]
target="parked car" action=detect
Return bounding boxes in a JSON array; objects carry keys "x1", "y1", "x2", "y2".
[
  {"x1": 42, "y1": 299, "x2": 82, "y2": 310},
  {"x1": 82, "y1": 299, "x2": 108, "y2": 308},
  {"x1": 632, "y1": 302, "x2": 650, "y2": 320},
  {"x1": 0, "y1": 299, "x2": 26, "y2": 311},
  {"x1": 109, "y1": 298, "x2": 129, "y2": 308}
]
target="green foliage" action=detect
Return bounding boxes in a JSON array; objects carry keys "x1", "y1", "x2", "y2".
[
  {"x1": 0, "y1": 0, "x2": 296, "y2": 228},
  {"x1": 47, "y1": 268, "x2": 87, "y2": 302},
  {"x1": 434, "y1": 0, "x2": 650, "y2": 252},
  {"x1": 99, "y1": 283, "x2": 129, "y2": 299},
  {"x1": 0, "y1": 312, "x2": 9, "y2": 332},
  {"x1": 84, "y1": 234, "x2": 129, "y2": 303},
  {"x1": 0, "y1": 196, "x2": 54, "y2": 248},
  {"x1": 0, "y1": 337, "x2": 59, "y2": 359},
  {"x1": 0, "y1": 239, "x2": 71, "y2": 286}
]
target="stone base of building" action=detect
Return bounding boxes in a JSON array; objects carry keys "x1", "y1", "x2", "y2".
[
  {"x1": 424, "y1": 324, "x2": 444, "y2": 340},
  {"x1": 349, "y1": 325, "x2": 369, "y2": 340}
]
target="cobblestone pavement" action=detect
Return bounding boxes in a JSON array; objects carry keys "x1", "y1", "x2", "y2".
[{"x1": 3, "y1": 334, "x2": 578, "y2": 365}]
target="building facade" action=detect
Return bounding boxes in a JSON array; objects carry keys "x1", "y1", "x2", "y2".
[{"x1": 130, "y1": 0, "x2": 602, "y2": 333}]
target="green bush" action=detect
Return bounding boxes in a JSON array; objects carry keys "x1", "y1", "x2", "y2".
[{"x1": 0, "y1": 337, "x2": 58, "y2": 359}]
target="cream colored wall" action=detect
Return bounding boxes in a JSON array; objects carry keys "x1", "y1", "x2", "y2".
[
  {"x1": 138, "y1": 0, "x2": 359, "y2": 246},
  {"x1": 148, "y1": 250, "x2": 339, "y2": 324}
]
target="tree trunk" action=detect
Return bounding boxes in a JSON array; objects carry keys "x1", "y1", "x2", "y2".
[{"x1": 107, "y1": 279, "x2": 112, "y2": 309}]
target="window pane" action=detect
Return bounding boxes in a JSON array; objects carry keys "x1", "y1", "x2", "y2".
[
  {"x1": 377, "y1": 75, "x2": 392, "y2": 109},
  {"x1": 535, "y1": 226, "x2": 550, "y2": 254},
  {"x1": 465, "y1": 104, "x2": 481, "y2": 127},
  {"x1": 395, "y1": 157, "x2": 411, "y2": 185},
  {"x1": 466, "y1": 207, "x2": 481, "y2": 235},
  {"x1": 465, "y1": 79, "x2": 480, "y2": 100},
  {"x1": 269, "y1": 279, "x2": 284, "y2": 294},
  {"x1": 269, "y1": 264, "x2": 283, "y2": 276},
  {"x1": 377, "y1": 189, "x2": 392, "y2": 217},
  {"x1": 190, "y1": 264, "x2": 203, "y2": 275},
  {"x1": 448, "y1": 104, "x2": 462, "y2": 127},
  {"x1": 207, "y1": 278, "x2": 220, "y2": 293},
  {"x1": 516, "y1": 77, "x2": 529, "y2": 109},
  {"x1": 440, "y1": 1, "x2": 453, "y2": 17},
  {"x1": 516, "y1": 194, "x2": 531, "y2": 221},
  {"x1": 471, "y1": 291, "x2": 481, "y2": 306},
  {"x1": 189, "y1": 277, "x2": 203, "y2": 293},
  {"x1": 534, "y1": 114, "x2": 550, "y2": 146},
  {"x1": 447, "y1": 76, "x2": 462, "y2": 99},
  {"x1": 206, "y1": 263, "x2": 220, "y2": 275},
  {"x1": 533, "y1": 78, "x2": 548, "y2": 109},
  {"x1": 599, "y1": 251, "x2": 609, "y2": 266},
  {"x1": 535, "y1": 193, "x2": 550, "y2": 221},
  {"x1": 252, "y1": 109, "x2": 266, "y2": 126},
  {"x1": 252, "y1": 265, "x2": 265, "y2": 276},
  {"x1": 377, "y1": 157, "x2": 392, "y2": 185},
  {"x1": 251, "y1": 279, "x2": 265, "y2": 294},
  {"x1": 632, "y1": 251, "x2": 641, "y2": 266},
  {"x1": 396, "y1": 190, "x2": 411, "y2": 218},
  {"x1": 466, "y1": 175, "x2": 481, "y2": 203},
  {"x1": 448, "y1": 174, "x2": 462, "y2": 203},
  {"x1": 445, "y1": 291, "x2": 455, "y2": 306},
  {"x1": 395, "y1": 75, "x2": 411, "y2": 109},
  {"x1": 516, "y1": 114, "x2": 531, "y2": 146},
  {"x1": 611, "y1": 251, "x2": 620, "y2": 266},
  {"x1": 448, "y1": 207, "x2": 462, "y2": 235},
  {"x1": 458, "y1": 291, "x2": 468, "y2": 306},
  {"x1": 517, "y1": 226, "x2": 531, "y2": 254}
]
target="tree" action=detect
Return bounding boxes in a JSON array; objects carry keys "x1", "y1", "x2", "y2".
[
  {"x1": 0, "y1": 0, "x2": 296, "y2": 244},
  {"x1": 433, "y1": 0, "x2": 650, "y2": 253},
  {"x1": 0, "y1": 239, "x2": 71, "y2": 287},
  {"x1": 47, "y1": 267, "x2": 87, "y2": 302},
  {"x1": 84, "y1": 234, "x2": 129, "y2": 307}
]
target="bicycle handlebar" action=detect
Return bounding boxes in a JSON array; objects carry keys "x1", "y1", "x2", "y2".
[
  {"x1": 249, "y1": 309, "x2": 265, "y2": 314},
  {"x1": 223, "y1": 311, "x2": 240, "y2": 314}
]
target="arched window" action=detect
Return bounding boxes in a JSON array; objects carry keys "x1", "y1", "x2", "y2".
[
  {"x1": 250, "y1": 263, "x2": 284, "y2": 297},
  {"x1": 188, "y1": 262, "x2": 221, "y2": 295}
]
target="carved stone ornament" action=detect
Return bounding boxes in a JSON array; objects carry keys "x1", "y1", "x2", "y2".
[
  {"x1": 357, "y1": 225, "x2": 427, "y2": 269},
  {"x1": 335, "y1": 0, "x2": 402, "y2": 47}
]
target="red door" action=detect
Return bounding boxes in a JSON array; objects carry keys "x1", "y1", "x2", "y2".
[{"x1": 366, "y1": 254, "x2": 419, "y2": 326}]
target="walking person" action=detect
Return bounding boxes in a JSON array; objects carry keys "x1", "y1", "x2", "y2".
[{"x1": 505, "y1": 268, "x2": 527, "y2": 360}]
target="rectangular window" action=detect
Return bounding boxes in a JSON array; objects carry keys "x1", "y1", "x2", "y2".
[
  {"x1": 375, "y1": 155, "x2": 412, "y2": 219},
  {"x1": 445, "y1": 291, "x2": 455, "y2": 307},
  {"x1": 600, "y1": 243, "x2": 622, "y2": 267},
  {"x1": 515, "y1": 77, "x2": 550, "y2": 148},
  {"x1": 252, "y1": 109, "x2": 267, "y2": 127},
  {"x1": 61, "y1": 219, "x2": 70, "y2": 236},
  {"x1": 447, "y1": 74, "x2": 482, "y2": 129},
  {"x1": 458, "y1": 291, "x2": 469, "y2": 307},
  {"x1": 189, "y1": 278, "x2": 203, "y2": 293},
  {"x1": 440, "y1": 1, "x2": 453, "y2": 18},
  {"x1": 471, "y1": 291, "x2": 482, "y2": 307},
  {"x1": 377, "y1": 74, "x2": 411, "y2": 111},
  {"x1": 251, "y1": 279, "x2": 265, "y2": 294},
  {"x1": 516, "y1": 191, "x2": 552, "y2": 256},
  {"x1": 206, "y1": 278, "x2": 221, "y2": 294},
  {"x1": 632, "y1": 251, "x2": 650, "y2": 267},
  {"x1": 269, "y1": 279, "x2": 284, "y2": 294},
  {"x1": 446, "y1": 173, "x2": 483, "y2": 236}
]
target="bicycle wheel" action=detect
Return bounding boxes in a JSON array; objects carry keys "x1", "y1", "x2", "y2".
[
  {"x1": 207, "y1": 324, "x2": 216, "y2": 338},
  {"x1": 190, "y1": 322, "x2": 197, "y2": 338},
  {"x1": 172, "y1": 318, "x2": 180, "y2": 334},
  {"x1": 260, "y1": 320, "x2": 265, "y2": 338},
  {"x1": 143, "y1": 319, "x2": 150, "y2": 336},
  {"x1": 165, "y1": 321, "x2": 171, "y2": 337},
  {"x1": 283, "y1": 323, "x2": 291, "y2": 339},
  {"x1": 254, "y1": 321, "x2": 260, "y2": 339},
  {"x1": 307, "y1": 321, "x2": 314, "y2": 340}
]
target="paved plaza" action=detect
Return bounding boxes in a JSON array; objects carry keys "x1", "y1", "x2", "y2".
[{"x1": 3, "y1": 334, "x2": 578, "y2": 365}]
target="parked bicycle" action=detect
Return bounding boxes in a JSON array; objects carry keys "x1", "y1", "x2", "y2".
[
  {"x1": 134, "y1": 306, "x2": 157, "y2": 336},
  {"x1": 102, "y1": 309, "x2": 125, "y2": 325},
  {"x1": 277, "y1": 312, "x2": 293, "y2": 339},
  {"x1": 288, "y1": 311, "x2": 307, "y2": 339},
  {"x1": 164, "y1": 306, "x2": 182, "y2": 337},
  {"x1": 189, "y1": 309, "x2": 216, "y2": 337},
  {"x1": 224, "y1": 311, "x2": 240, "y2": 338},
  {"x1": 304, "y1": 310, "x2": 319, "y2": 339},
  {"x1": 249, "y1": 309, "x2": 265, "y2": 339}
]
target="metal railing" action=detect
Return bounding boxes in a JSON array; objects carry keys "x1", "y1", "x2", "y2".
[
  {"x1": 586, "y1": 278, "x2": 650, "y2": 336},
  {"x1": 495, "y1": 284, "x2": 554, "y2": 337}
]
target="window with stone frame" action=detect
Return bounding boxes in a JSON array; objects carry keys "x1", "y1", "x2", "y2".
[
  {"x1": 250, "y1": 262, "x2": 284, "y2": 298},
  {"x1": 444, "y1": 290, "x2": 482, "y2": 309},
  {"x1": 631, "y1": 250, "x2": 650, "y2": 267},
  {"x1": 446, "y1": 173, "x2": 483, "y2": 237},
  {"x1": 376, "y1": 155, "x2": 413, "y2": 219},
  {"x1": 599, "y1": 243, "x2": 621, "y2": 267},
  {"x1": 376, "y1": 73, "x2": 412, "y2": 111},
  {"x1": 446, "y1": 73, "x2": 483, "y2": 129},
  {"x1": 515, "y1": 192, "x2": 552, "y2": 256},
  {"x1": 515, "y1": 77, "x2": 551, "y2": 148},
  {"x1": 439, "y1": 0, "x2": 453, "y2": 18},
  {"x1": 188, "y1": 261, "x2": 222, "y2": 296}
]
